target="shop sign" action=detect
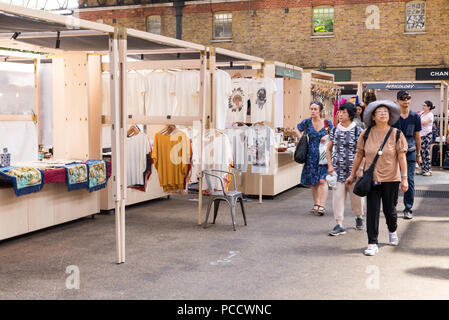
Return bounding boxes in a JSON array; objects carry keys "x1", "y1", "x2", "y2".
[
  {"x1": 275, "y1": 66, "x2": 301, "y2": 80},
  {"x1": 416, "y1": 68, "x2": 449, "y2": 80},
  {"x1": 366, "y1": 83, "x2": 439, "y2": 90}
]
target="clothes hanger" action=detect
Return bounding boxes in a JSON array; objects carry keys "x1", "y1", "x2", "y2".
[
  {"x1": 231, "y1": 72, "x2": 242, "y2": 79},
  {"x1": 127, "y1": 125, "x2": 140, "y2": 138}
]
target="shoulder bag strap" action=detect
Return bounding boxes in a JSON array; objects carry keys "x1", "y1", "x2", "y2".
[{"x1": 370, "y1": 127, "x2": 394, "y2": 168}]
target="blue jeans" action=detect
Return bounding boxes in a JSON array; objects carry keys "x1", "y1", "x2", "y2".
[{"x1": 403, "y1": 151, "x2": 416, "y2": 212}]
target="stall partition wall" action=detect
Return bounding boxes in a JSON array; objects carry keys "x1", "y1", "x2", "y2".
[
  {"x1": 301, "y1": 70, "x2": 339, "y2": 123},
  {"x1": 0, "y1": 54, "x2": 103, "y2": 241},
  {"x1": 53, "y1": 52, "x2": 102, "y2": 160}
]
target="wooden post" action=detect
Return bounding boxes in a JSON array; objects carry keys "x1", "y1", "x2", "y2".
[
  {"x1": 110, "y1": 27, "x2": 127, "y2": 264},
  {"x1": 198, "y1": 50, "x2": 208, "y2": 225},
  {"x1": 440, "y1": 83, "x2": 444, "y2": 168},
  {"x1": 34, "y1": 58, "x2": 41, "y2": 145}
]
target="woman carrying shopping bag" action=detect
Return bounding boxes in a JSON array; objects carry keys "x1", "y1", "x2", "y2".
[
  {"x1": 346, "y1": 100, "x2": 408, "y2": 256},
  {"x1": 295, "y1": 101, "x2": 333, "y2": 216},
  {"x1": 326, "y1": 102, "x2": 364, "y2": 236}
]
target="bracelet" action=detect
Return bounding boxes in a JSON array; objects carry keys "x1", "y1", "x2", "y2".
[
  {"x1": 358, "y1": 168, "x2": 364, "y2": 171},
  {"x1": 401, "y1": 174, "x2": 408, "y2": 178}
]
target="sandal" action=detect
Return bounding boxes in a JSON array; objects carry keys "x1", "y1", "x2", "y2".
[
  {"x1": 310, "y1": 204, "x2": 319, "y2": 214},
  {"x1": 316, "y1": 206, "x2": 326, "y2": 216}
]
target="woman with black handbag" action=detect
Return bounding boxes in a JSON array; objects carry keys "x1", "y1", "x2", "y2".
[
  {"x1": 345, "y1": 100, "x2": 408, "y2": 256},
  {"x1": 294, "y1": 101, "x2": 333, "y2": 216}
]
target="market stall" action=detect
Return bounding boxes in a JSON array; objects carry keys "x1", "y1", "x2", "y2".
[{"x1": 0, "y1": 3, "x2": 114, "y2": 241}]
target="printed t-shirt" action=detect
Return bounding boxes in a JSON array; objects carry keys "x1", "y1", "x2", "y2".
[
  {"x1": 227, "y1": 78, "x2": 250, "y2": 124},
  {"x1": 329, "y1": 122, "x2": 362, "y2": 182},
  {"x1": 248, "y1": 124, "x2": 275, "y2": 174},
  {"x1": 225, "y1": 126, "x2": 249, "y2": 172},
  {"x1": 356, "y1": 127, "x2": 408, "y2": 182},
  {"x1": 249, "y1": 78, "x2": 277, "y2": 123}
]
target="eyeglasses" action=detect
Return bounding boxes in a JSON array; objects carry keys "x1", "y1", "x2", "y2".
[{"x1": 399, "y1": 96, "x2": 411, "y2": 101}]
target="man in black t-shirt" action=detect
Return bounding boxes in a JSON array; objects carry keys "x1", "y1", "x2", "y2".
[{"x1": 393, "y1": 90, "x2": 422, "y2": 220}]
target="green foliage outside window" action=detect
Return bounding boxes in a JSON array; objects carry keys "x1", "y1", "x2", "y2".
[{"x1": 313, "y1": 7, "x2": 334, "y2": 34}]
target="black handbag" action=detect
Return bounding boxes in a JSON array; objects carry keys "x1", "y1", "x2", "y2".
[
  {"x1": 294, "y1": 122, "x2": 308, "y2": 164},
  {"x1": 353, "y1": 127, "x2": 394, "y2": 197}
]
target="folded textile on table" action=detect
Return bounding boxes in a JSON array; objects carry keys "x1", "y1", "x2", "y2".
[
  {"x1": 63, "y1": 162, "x2": 89, "y2": 191},
  {"x1": 0, "y1": 166, "x2": 44, "y2": 196},
  {"x1": 86, "y1": 160, "x2": 107, "y2": 192}
]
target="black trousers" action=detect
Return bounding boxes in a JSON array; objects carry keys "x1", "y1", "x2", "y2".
[{"x1": 366, "y1": 182, "x2": 400, "y2": 245}]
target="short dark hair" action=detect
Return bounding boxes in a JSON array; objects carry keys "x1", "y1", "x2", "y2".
[
  {"x1": 424, "y1": 100, "x2": 435, "y2": 110},
  {"x1": 339, "y1": 102, "x2": 356, "y2": 121},
  {"x1": 310, "y1": 101, "x2": 324, "y2": 111}
]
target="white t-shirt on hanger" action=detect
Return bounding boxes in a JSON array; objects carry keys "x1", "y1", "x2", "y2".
[
  {"x1": 126, "y1": 130, "x2": 150, "y2": 186},
  {"x1": 214, "y1": 69, "x2": 232, "y2": 130},
  {"x1": 127, "y1": 72, "x2": 147, "y2": 116},
  {"x1": 249, "y1": 78, "x2": 277, "y2": 123},
  {"x1": 226, "y1": 78, "x2": 250, "y2": 124},
  {"x1": 173, "y1": 71, "x2": 200, "y2": 117},
  {"x1": 145, "y1": 72, "x2": 176, "y2": 116},
  {"x1": 247, "y1": 124, "x2": 275, "y2": 174}
]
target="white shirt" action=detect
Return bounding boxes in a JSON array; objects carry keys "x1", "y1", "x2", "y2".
[
  {"x1": 225, "y1": 126, "x2": 249, "y2": 172},
  {"x1": 419, "y1": 111, "x2": 434, "y2": 137},
  {"x1": 214, "y1": 70, "x2": 232, "y2": 130},
  {"x1": 145, "y1": 72, "x2": 176, "y2": 116},
  {"x1": 226, "y1": 78, "x2": 250, "y2": 124},
  {"x1": 126, "y1": 130, "x2": 150, "y2": 186},
  {"x1": 247, "y1": 124, "x2": 275, "y2": 174},
  {"x1": 127, "y1": 72, "x2": 147, "y2": 116},
  {"x1": 174, "y1": 71, "x2": 200, "y2": 117},
  {"x1": 249, "y1": 78, "x2": 277, "y2": 123},
  {"x1": 201, "y1": 130, "x2": 233, "y2": 191}
]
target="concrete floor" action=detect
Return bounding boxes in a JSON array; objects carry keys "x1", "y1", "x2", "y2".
[{"x1": 0, "y1": 169, "x2": 448, "y2": 300}]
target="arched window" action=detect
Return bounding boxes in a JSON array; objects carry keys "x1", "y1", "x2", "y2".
[
  {"x1": 405, "y1": 1, "x2": 426, "y2": 32},
  {"x1": 313, "y1": 6, "x2": 334, "y2": 35}
]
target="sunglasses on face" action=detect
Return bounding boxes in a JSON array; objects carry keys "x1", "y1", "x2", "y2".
[{"x1": 399, "y1": 96, "x2": 411, "y2": 101}]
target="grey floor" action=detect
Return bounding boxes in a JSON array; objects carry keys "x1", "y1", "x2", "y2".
[{"x1": 1, "y1": 169, "x2": 449, "y2": 300}]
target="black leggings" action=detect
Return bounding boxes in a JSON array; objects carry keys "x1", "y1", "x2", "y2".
[{"x1": 366, "y1": 182, "x2": 400, "y2": 245}]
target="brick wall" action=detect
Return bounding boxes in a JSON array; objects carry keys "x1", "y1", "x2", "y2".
[{"x1": 78, "y1": 0, "x2": 449, "y2": 81}]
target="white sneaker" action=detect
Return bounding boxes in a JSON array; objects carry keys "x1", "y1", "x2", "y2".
[
  {"x1": 364, "y1": 244, "x2": 379, "y2": 256},
  {"x1": 389, "y1": 231, "x2": 399, "y2": 246},
  {"x1": 422, "y1": 172, "x2": 431, "y2": 176}
]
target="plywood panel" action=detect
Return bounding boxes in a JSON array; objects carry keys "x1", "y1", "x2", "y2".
[
  {"x1": 28, "y1": 185, "x2": 55, "y2": 232},
  {"x1": 88, "y1": 54, "x2": 102, "y2": 159},
  {"x1": 0, "y1": 188, "x2": 28, "y2": 240},
  {"x1": 54, "y1": 188, "x2": 99, "y2": 225}
]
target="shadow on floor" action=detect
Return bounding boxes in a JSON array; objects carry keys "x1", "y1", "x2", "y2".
[{"x1": 406, "y1": 267, "x2": 449, "y2": 280}]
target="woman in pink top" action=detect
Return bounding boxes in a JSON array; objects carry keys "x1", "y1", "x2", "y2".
[{"x1": 418, "y1": 100, "x2": 435, "y2": 176}]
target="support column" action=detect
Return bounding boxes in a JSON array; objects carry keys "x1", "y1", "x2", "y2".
[
  {"x1": 198, "y1": 50, "x2": 208, "y2": 225},
  {"x1": 110, "y1": 27, "x2": 127, "y2": 264}
]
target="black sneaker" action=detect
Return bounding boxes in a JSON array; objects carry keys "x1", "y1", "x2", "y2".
[
  {"x1": 355, "y1": 217, "x2": 364, "y2": 230},
  {"x1": 329, "y1": 225, "x2": 346, "y2": 236},
  {"x1": 403, "y1": 210, "x2": 413, "y2": 220}
]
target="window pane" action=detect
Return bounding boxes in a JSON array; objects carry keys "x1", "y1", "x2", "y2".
[
  {"x1": 405, "y1": 1, "x2": 425, "y2": 31},
  {"x1": 313, "y1": 6, "x2": 334, "y2": 33},
  {"x1": 214, "y1": 13, "x2": 232, "y2": 38}
]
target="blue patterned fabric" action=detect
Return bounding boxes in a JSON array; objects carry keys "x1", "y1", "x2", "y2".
[
  {"x1": 0, "y1": 166, "x2": 44, "y2": 196},
  {"x1": 63, "y1": 162, "x2": 89, "y2": 191},
  {"x1": 86, "y1": 160, "x2": 107, "y2": 192},
  {"x1": 297, "y1": 118, "x2": 333, "y2": 186}
]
